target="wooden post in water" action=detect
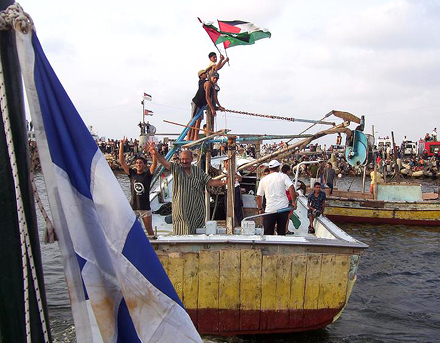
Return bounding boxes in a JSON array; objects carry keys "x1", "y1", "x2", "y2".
[
  {"x1": 226, "y1": 136, "x2": 236, "y2": 233},
  {"x1": 204, "y1": 110, "x2": 212, "y2": 222},
  {"x1": 391, "y1": 131, "x2": 400, "y2": 183}
]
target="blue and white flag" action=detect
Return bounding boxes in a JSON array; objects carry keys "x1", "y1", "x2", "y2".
[{"x1": 15, "y1": 29, "x2": 202, "y2": 343}]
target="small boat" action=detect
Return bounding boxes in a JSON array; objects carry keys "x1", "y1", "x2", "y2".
[{"x1": 325, "y1": 182, "x2": 440, "y2": 226}]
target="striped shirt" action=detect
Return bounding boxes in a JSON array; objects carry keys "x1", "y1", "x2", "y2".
[{"x1": 170, "y1": 162, "x2": 211, "y2": 235}]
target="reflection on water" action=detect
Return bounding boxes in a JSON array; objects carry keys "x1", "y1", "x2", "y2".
[{"x1": 34, "y1": 173, "x2": 440, "y2": 342}]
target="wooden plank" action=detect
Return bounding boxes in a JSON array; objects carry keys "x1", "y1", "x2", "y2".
[
  {"x1": 167, "y1": 252, "x2": 184, "y2": 300},
  {"x1": 271, "y1": 255, "x2": 292, "y2": 329},
  {"x1": 183, "y1": 253, "x2": 199, "y2": 328},
  {"x1": 260, "y1": 255, "x2": 277, "y2": 330},
  {"x1": 240, "y1": 249, "x2": 262, "y2": 331},
  {"x1": 318, "y1": 254, "x2": 335, "y2": 309},
  {"x1": 289, "y1": 254, "x2": 307, "y2": 328},
  {"x1": 303, "y1": 254, "x2": 322, "y2": 327},
  {"x1": 331, "y1": 254, "x2": 350, "y2": 308},
  {"x1": 198, "y1": 250, "x2": 220, "y2": 332},
  {"x1": 219, "y1": 249, "x2": 241, "y2": 332}
]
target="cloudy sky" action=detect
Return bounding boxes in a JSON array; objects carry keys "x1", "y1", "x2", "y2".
[{"x1": 18, "y1": 0, "x2": 440, "y2": 145}]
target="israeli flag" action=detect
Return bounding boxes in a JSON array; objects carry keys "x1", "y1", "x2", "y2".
[{"x1": 15, "y1": 29, "x2": 202, "y2": 343}]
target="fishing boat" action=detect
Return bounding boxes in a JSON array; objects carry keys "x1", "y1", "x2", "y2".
[
  {"x1": 145, "y1": 116, "x2": 368, "y2": 335},
  {"x1": 324, "y1": 130, "x2": 440, "y2": 225},
  {"x1": 325, "y1": 182, "x2": 440, "y2": 226}
]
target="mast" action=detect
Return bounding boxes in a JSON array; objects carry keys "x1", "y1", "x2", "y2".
[{"x1": 0, "y1": 1, "x2": 51, "y2": 342}]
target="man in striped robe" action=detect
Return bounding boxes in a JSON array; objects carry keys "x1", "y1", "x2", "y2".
[{"x1": 149, "y1": 143, "x2": 226, "y2": 235}]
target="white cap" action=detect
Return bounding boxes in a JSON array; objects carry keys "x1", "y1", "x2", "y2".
[{"x1": 268, "y1": 160, "x2": 280, "y2": 168}]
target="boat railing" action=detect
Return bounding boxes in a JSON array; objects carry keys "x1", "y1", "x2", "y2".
[{"x1": 293, "y1": 160, "x2": 323, "y2": 190}]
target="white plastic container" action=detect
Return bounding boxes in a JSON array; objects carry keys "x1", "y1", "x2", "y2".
[
  {"x1": 217, "y1": 227, "x2": 226, "y2": 235},
  {"x1": 205, "y1": 221, "x2": 217, "y2": 235},
  {"x1": 242, "y1": 221, "x2": 256, "y2": 235}
]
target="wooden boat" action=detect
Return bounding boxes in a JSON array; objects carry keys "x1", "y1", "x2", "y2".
[
  {"x1": 149, "y1": 170, "x2": 368, "y2": 335},
  {"x1": 325, "y1": 182, "x2": 440, "y2": 226}
]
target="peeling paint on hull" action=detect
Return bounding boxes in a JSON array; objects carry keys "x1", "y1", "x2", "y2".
[{"x1": 155, "y1": 245, "x2": 363, "y2": 336}]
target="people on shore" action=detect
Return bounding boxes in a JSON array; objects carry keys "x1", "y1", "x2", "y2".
[
  {"x1": 256, "y1": 160, "x2": 297, "y2": 235},
  {"x1": 307, "y1": 182, "x2": 326, "y2": 234},
  {"x1": 119, "y1": 137, "x2": 157, "y2": 236},
  {"x1": 187, "y1": 69, "x2": 208, "y2": 141},
  {"x1": 148, "y1": 142, "x2": 226, "y2": 235}
]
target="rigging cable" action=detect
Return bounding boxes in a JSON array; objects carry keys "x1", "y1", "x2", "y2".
[{"x1": 0, "y1": 4, "x2": 50, "y2": 343}]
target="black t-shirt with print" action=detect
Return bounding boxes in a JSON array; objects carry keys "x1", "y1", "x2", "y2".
[{"x1": 129, "y1": 169, "x2": 152, "y2": 210}]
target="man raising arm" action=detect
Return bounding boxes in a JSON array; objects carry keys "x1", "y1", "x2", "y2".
[
  {"x1": 148, "y1": 142, "x2": 225, "y2": 235},
  {"x1": 119, "y1": 137, "x2": 156, "y2": 236}
]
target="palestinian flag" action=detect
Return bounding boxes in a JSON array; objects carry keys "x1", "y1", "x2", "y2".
[
  {"x1": 199, "y1": 18, "x2": 271, "y2": 49},
  {"x1": 218, "y1": 20, "x2": 271, "y2": 49},
  {"x1": 201, "y1": 21, "x2": 226, "y2": 45}
]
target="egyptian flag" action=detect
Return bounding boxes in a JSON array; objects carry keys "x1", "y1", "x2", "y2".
[{"x1": 217, "y1": 20, "x2": 271, "y2": 49}]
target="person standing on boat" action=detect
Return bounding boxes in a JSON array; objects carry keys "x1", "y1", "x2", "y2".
[
  {"x1": 205, "y1": 71, "x2": 224, "y2": 119},
  {"x1": 256, "y1": 160, "x2": 297, "y2": 235},
  {"x1": 307, "y1": 182, "x2": 326, "y2": 234},
  {"x1": 324, "y1": 162, "x2": 336, "y2": 195},
  {"x1": 119, "y1": 137, "x2": 157, "y2": 236},
  {"x1": 148, "y1": 143, "x2": 226, "y2": 235},
  {"x1": 222, "y1": 158, "x2": 244, "y2": 226},
  {"x1": 432, "y1": 128, "x2": 437, "y2": 142},
  {"x1": 187, "y1": 69, "x2": 208, "y2": 142},
  {"x1": 206, "y1": 52, "x2": 229, "y2": 75}
]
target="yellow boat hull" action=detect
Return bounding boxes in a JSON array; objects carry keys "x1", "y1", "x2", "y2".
[{"x1": 153, "y1": 242, "x2": 363, "y2": 335}]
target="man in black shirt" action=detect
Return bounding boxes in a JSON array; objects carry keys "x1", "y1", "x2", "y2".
[
  {"x1": 119, "y1": 137, "x2": 157, "y2": 236},
  {"x1": 187, "y1": 69, "x2": 208, "y2": 141}
]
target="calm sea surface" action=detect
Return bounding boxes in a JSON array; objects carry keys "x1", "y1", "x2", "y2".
[{"x1": 34, "y1": 173, "x2": 440, "y2": 342}]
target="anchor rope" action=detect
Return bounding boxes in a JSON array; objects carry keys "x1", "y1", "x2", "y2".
[
  {"x1": 29, "y1": 146, "x2": 57, "y2": 243},
  {"x1": 0, "y1": 3, "x2": 34, "y2": 33},
  {"x1": 0, "y1": 4, "x2": 49, "y2": 343}
]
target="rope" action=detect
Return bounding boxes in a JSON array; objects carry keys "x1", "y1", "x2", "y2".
[
  {"x1": 0, "y1": 3, "x2": 34, "y2": 33},
  {"x1": 29, "y1": 145, "x2": 57, "y2": 243},
  {"x1": 0, "y1": 6, "x2": 50, "y2": 343}
]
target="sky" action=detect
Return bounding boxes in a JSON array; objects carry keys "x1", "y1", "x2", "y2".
[{"x1": 17, "y1": 0, "x2": 440, "y2": 145}]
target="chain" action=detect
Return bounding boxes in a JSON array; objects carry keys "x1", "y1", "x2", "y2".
[
  {"x1": 0, "y1": 3, "x2": 34, "y2": 33},
  {"x1": 223, "y1": 108, "x2": 299, "y2": 122},
  {"x1": 0, "y1": 10, "x2": 50, "y2": 343}
]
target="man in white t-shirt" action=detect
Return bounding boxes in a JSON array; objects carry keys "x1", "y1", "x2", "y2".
[{"x1": 256, "y1": 160, "x2": 297, "y2": 235}]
